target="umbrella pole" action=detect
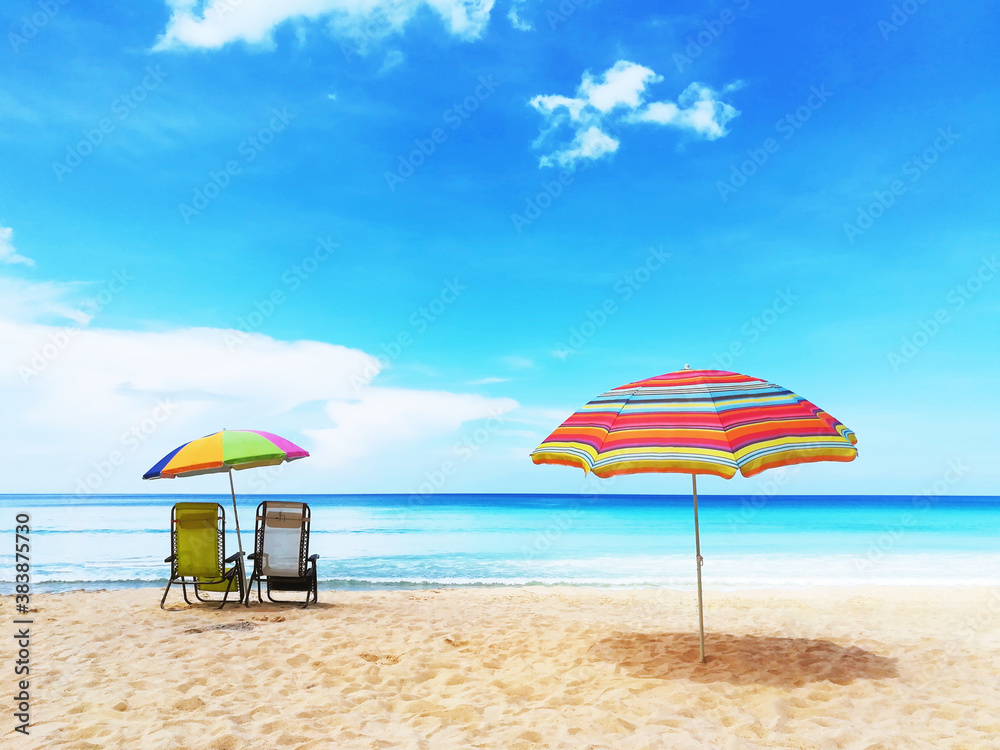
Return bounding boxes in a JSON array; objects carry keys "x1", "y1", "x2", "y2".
[
  {"x1": 228, "y1": 468, "x2": 246, "y2": 562},
  {"x1": 692, "y1": 474, "x2": 706, "y2": 663}
]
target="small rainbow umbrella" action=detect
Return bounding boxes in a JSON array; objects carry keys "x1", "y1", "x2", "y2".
[
  {"x1": 531, "y1": 367, "x2": 858, "y2": 661},
  {"x1": 143, "y1": 430, "x2": 310, "y2": 563}
]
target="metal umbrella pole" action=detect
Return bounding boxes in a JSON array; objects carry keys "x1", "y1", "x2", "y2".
[
  {"x1": 692, "y1": 474, "x2": 706, "y2": 663},
  {"x1": 228, "y1": 469, "x2": 248, "y2": 600}
]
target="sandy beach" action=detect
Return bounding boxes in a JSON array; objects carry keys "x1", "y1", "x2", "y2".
[{"x1": 8, "y1": 586, "x2": 1000, "y2": 749}]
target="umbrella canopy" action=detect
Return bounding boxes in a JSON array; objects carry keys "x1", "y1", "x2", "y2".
[
  {"x1": 531, "y1": 367, "x2": 857, "y2": 661},
  {"x1": 143, "y1": 429, "x2": 310, "y2": 599},
  {"x1": 143, "y1": 429, "x2": 309, "y2": 480},
  {"x1": 531, "y1": 368, "x2": 856, "y2": 478}
]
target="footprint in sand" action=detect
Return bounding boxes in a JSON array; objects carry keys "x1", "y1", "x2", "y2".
[
  {"x1": 185, "y1": 621, "x2": 259, "y2": 634},
  {"x1": 360, "y1": 652, "x2": 401, "y2": 665}
]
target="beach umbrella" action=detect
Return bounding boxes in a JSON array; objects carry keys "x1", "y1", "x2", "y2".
[
  {"x1": 530, "y1": 367, "x2": 858, "y2": 662},
  {"x1": 143, "y1": 430, "x2": 310, "y2": 563}
]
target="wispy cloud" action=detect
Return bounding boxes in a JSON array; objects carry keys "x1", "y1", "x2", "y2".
[
  {"x1": 305, "y1": 387, "x2": 518, "y2": 469},
  {"x1": 0, "y1": 225, "x2": 34, "y2": 266},
  {"x1": 154, "y1": 0, "x2": 496, "y2": 50},
  {"x1": 379, "y1": 49, "x2": 405, "y2": 74},
  {"x1": 468, "y1": 376, "x2": 510, "y2": 385},
  {"x1": 0, "y1": 312, "x2": 520, "y2": 491},
  {"x1": 0, "y1": 278, "x2": 92, "y2": 324},
  {"x1": 530, "y1": 60, "x2": 742, "y2": 168},
  {"x1": 501, "y1": 355, "x2": 534, "y2": 369},
  {"x1": 507, "y1": 0, "x2": 532, "y2": 31}
]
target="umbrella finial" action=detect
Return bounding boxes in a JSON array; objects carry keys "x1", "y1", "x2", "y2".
[{"x1": 683, "y1": 363, "x2": 691, "y2": 370}]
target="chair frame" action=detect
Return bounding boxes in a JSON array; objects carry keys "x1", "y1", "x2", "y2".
[
  {"x1": 160, "y1": 502, "x2": 246, "y2": 609},
  {"x1": 246, "y1": 500, "x2": 319, "y2": 608}
]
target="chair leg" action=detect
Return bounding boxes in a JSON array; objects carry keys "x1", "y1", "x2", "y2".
[
  {"x1": 217, "y1": 576, "x2": 228, "y2": 609},
  {"x1": 301, "y1": 565, "x2": 311, "y2": 608},
  {"x1": 246, "y1": 562, "x2": 261, "y2": 607},
  {"x1": 220, "y1": 562, "x2": 245, "y2": 609},
  {"x1": 193, "y1": 583, "x2": 211, "y2": 603},
  {"x1": 299, "y1": 565, "x2": 318, "y2": 608},
  {"x1": 267, "y1": 586, "x2": 302, "y2": 604},
  {"x1": 160, "y1": 579, "x2": 173, "y2": 609}
]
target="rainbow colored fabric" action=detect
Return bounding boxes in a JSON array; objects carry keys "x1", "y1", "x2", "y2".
[
  {"x1": 531, "y1": 369, "x2": 858, "y2": 479},
  {"x1": 143, "y1": 430, "x2": 309, "y2": 480}
]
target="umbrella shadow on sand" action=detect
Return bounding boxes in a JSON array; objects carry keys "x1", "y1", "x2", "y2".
[{"x1": 594, "y1": 632, "x2": 898, "y2": 687}]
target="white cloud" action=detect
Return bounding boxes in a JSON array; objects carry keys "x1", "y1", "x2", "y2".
[
  {"x1": 0, "y1": 225, "x2": 34, "y2": 266},
  {"x1": 0, "y1": 277, "x2": 92, "y2": 324},
  {"x1": 468, "y1": 376, "x2": 510, "y2": 385},
  {"x1": 507, "y1": 0, "x2": 532, "y2": 31},
  {"x1": 580, "y1": 60, "x2": 660, "y2": 112},
  {"x1": 154, "y1": 0, "x2": 496, "y2": 50},
  {"x1": 0, "y1": 302, "x2": 520, "y2": 492},
  {"x1": 539, "y1": 125, "x2": 618, "y2": 169},
  {"x1": 304, "y1": 387, "x2": 518, "y2": 468},
  {"x1": 530, "y1": 60, "x2": 742, "y2": 168},
  {"x1": 530, "y1": 94, "x2": 587, "y2": 122},
  {"x1": 626, "y1": 82, "x2": 743, "y2": 140},
  {"x1": 2, "y1": 320, "x2": 378, "y2": 431}
]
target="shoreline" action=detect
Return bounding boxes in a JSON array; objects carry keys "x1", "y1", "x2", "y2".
[
  {"x1": 8, "y1": 586, "x2": 1000, "y2": 748},
  {"x1": 9, "y1": 577, "x2": 1000, "y2": 595}
]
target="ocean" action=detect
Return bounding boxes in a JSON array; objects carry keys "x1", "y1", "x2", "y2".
[{"x1": 2, "y1": 494, "x2": 998, "y2": 592}]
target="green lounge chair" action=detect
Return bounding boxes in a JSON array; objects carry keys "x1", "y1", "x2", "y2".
[
  {"x1": 247, "y1": 501, "x2": 319, "y2": 608},
  {"x1": 161, "y1": 502, "x2": 246, "y2": 609}
]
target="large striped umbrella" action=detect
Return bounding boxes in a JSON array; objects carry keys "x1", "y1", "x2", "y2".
[
  {"x1": 531, "y1": 367, "x2": 857, "y2": 661},
  {"x1": 143, "y1": 430, "x2": 309, "y2": 566}
]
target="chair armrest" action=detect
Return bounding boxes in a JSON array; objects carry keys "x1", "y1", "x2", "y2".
[
  {"x1": 224, "y1": 552, "x2": 243, "y2": 563},
  {"x1": 164, "y1": 555, "x2": 175, "y2": 563},
  {"x1": 247, "y1": 553, "x2": 257, "y2": 560},
  {"x1": 308, "y1": 554, "x2": 320, "y2": 562}
]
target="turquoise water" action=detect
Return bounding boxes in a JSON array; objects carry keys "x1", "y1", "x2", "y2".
[{"x1": 2, "y1": 494, "x2": 998, "y2": 591}]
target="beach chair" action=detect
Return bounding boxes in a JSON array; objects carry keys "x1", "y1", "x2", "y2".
[
  {"x1": 247, "y1": 501, "x2": 319, "y2": 608},
  {"x1": 161, "y1": 502, "x2": 246, "y2": 609}
]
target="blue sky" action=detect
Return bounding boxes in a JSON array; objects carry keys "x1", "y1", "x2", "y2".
[{"x1": 1, "y1": 0, "x2": 997, "y2": 497}]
